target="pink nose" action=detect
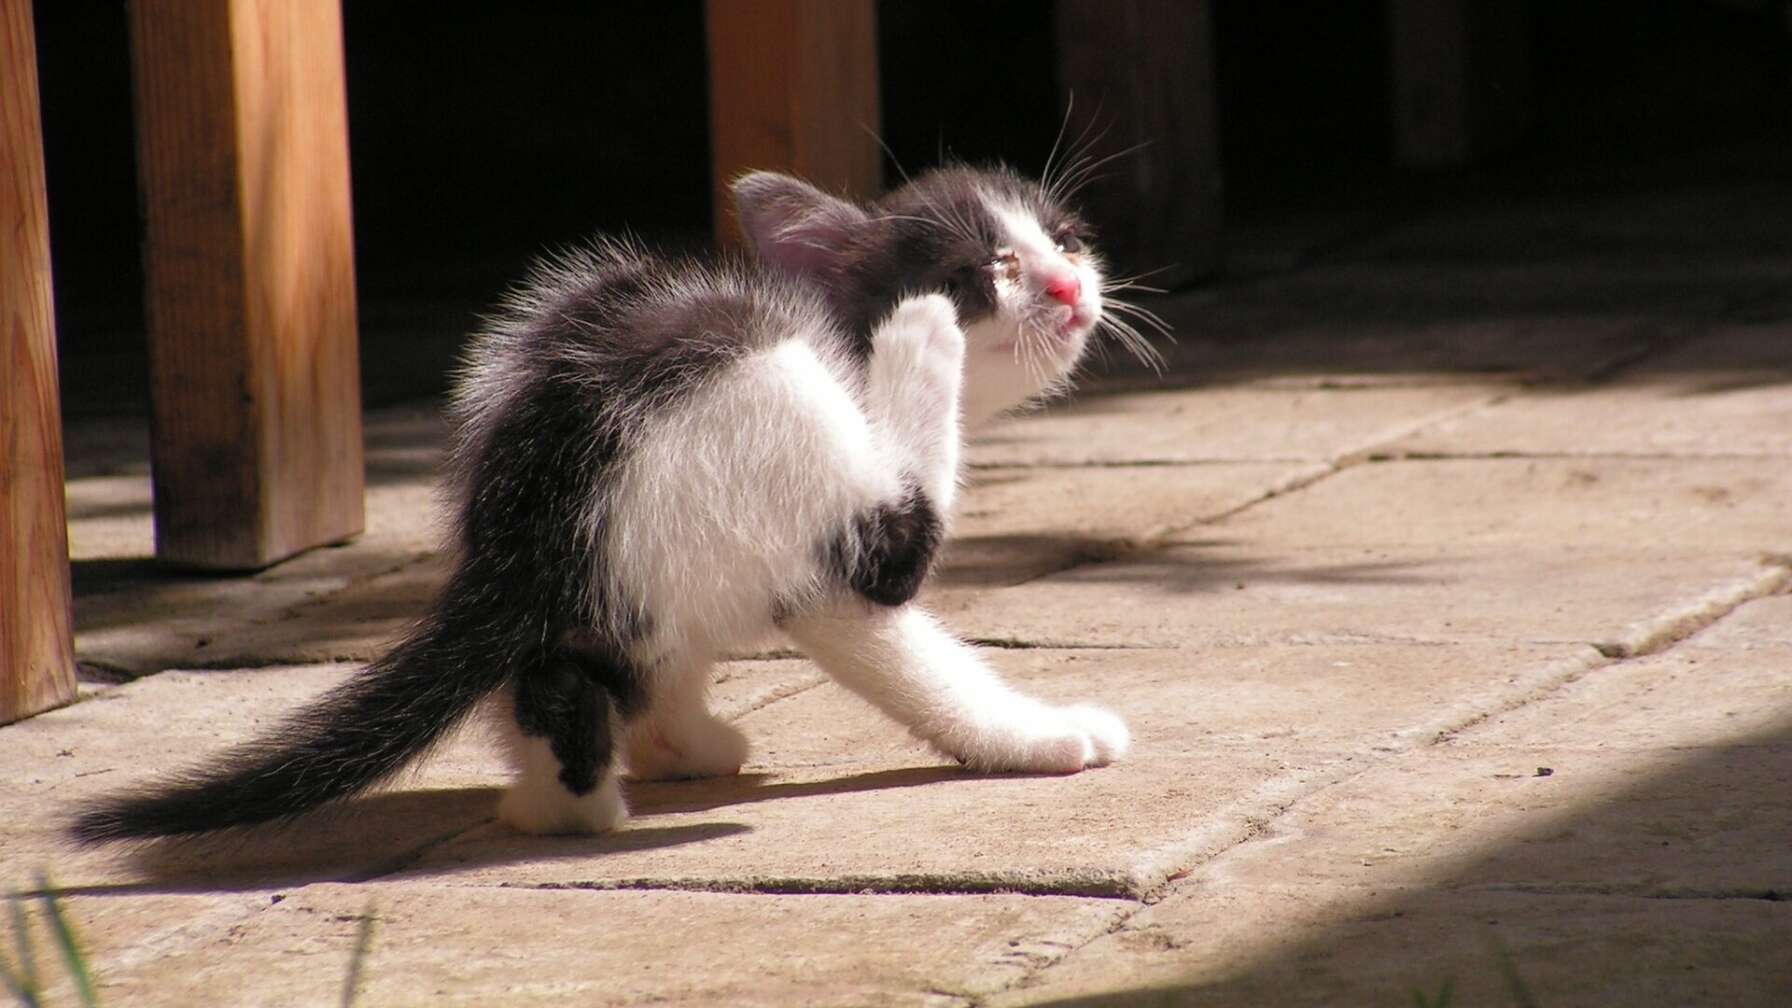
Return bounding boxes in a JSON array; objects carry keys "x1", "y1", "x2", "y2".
[{"x1": 1043, "y1": 273, "x2": 1081, "y2": 306}]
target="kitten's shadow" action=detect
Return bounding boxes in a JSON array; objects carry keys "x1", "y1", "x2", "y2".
[
  {"x1": 626, "y1": 765, "x2": 967, "y2": 815},
  {"x1": 68, "y1": 767, "x2": 973, "y2": 896},
  {"x1": 68, "y1": 786, "x2": 749, "y2": 896}
]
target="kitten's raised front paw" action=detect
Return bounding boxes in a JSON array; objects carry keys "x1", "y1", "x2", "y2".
[
  {"x1": 879, "y1": 293, "x2": 965, "y2": 356},
  {"x1": 946, "y1": 703, "x2": 1131, "y2": 775},
  {"x1": 871, "y1": 294, "x2": 965, "y2": 404},
  {"x1": 497, "y1": 775, "x2": 628, "y2": 835},
  {"x1": 625, "y1": 717, "x2": 751, "y2": 781}
]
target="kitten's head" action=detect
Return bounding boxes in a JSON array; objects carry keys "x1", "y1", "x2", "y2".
[{"x1": 733, "y1": 165, "x2": 1130, "y2": 424}]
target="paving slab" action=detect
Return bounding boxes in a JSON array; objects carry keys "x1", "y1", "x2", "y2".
[
  {"x1": 925, "y1": 461, "x2": 1317, "y2": 617},
  {"x1": 42, "y1": 884, "x2": 1125, "y2": 1007},
  {"x1": 11, "y1": 891, "x2": 272, "y2": 1006},
  {"x1": 4, "y1": 660, "x2": 823, "y2": 891},
  {"x1": 1106, "y1": 260, "x2": 1696, "y2": 385},
  {"x1": 1390, "y1": 326, "x2": 1792, "y2": 458},
  {"x1": 20, "y1": 635, "x2": 1615, "y2": 904},
  {"x1": 993, "y1": 887, "x2": 1792, "y2": 1007},
  {"x1": 968, "y1": 383, "x2": 1498, "y2": 466},
  {"x1": 1215, "y1": 455, "x2": 1792, "y2": 551},
  {"x1": 954, "y1": 456, "x2": 1792, "y2": 649},
  {"x1": 957, "y1": 538, "x2": 1784, "y2": 653},
  {"x1": 394, "y1": 663, "x2": 1331, "y2": 898},
  {"x1": 1684, "y1": 593, "x2": 1792, "y2": 648},
  {"x1": 991, "y1": 603, "x2": 1792, "y2": 1006},
  {"x1": 68, "y1": 403, "x2": 457, "y2": 676}
]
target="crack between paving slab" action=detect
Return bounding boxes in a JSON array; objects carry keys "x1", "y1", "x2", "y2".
[
  {"x1": 1467, "y1": 882, "x2": 1788, "y2": 902},
  {"x1": 721, "y1": 674, "x2": 830, "y2": 721},
  {"x1": 1592, "y1": 558, "x2": 1792, "y2": 659},
  {"x1": 1429, "y1": 560, "x2": 1789, "y2": 746},
  {"x1": 966, "y1": 457, "x2": 1315, "y2": 470},
  {"x1": 971, "y1": 769, "x2": 1373, "y2": 1003},
  {"x1": 965, "y1": 636, "x2": 1166, "y2": 651},
  {"x1": 1363, "y1": 449, "x2": 1792, "y2": 463},
  {"x1": 498, "y1": 871, "x2": 1143, "y2": 900}
]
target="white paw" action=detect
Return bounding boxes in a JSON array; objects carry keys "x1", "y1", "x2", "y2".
[
  {"x1": 625, "y1": 718, "x2": 750, "y2": 781},
  {"x1": 497, "y1": 775, "x2": 628, "y2": 835},
  {"x1": 942, "y1": 703, "x2": 1131, "y2": 775},
  {"x1": 871, "y1": 294, "x2": 965, "y2": 405},
  {"x1": 1064, "y1": 704, "x2": 1131, "y2": 766}
]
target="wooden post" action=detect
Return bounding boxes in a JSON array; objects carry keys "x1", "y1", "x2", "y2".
[
  {"x1": 1388, "y1": 0, "x2": 1532, "y2": 167},
  {"x1": 129, "y1": 0, "x2": 364, "y2": 570},
  {"x1": 1056, "y1": 0, "x2": 1223, "y2": 289},
  {"x1": 1, "y1": 0, "x2": 78, "y2": 724},
  {"x1": 704, "y1": 0, "x2": 881, "y2": 243}
]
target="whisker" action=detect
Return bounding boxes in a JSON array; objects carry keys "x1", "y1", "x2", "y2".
[
  {"x1": 1054, "y1": 140, "x2": 1153, "y2": 202},
  {"x1": 1098, "y1": 315, "x2": 1166, "y2": 373},
  {"x1": 1102, "y1": 300, "x2": 1176, "y2": 341},
  {"x1": 1041, "y1": 93, "x2": 1077, "y2": 200},
  {"x1": 1045, "y1": 107, "x2": 1111, "y2": 206},
  {"x1": 1101, "y1": 280, "x2": 1169, "y2": 296},
  {"x1": 858, "y1": 122, "x2": 913, "y2": 188},
  {"x1": 1096, "y1": 301, "x2": 1182, "y2": 344}
]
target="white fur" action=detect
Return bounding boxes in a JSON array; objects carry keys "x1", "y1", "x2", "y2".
[{"x1": 783, "y1": 602, "x2": 1129, "y2": 772}]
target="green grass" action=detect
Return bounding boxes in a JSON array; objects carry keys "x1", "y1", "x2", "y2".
[
  {"x1": 1408, "y1": 936, "x2": 1542, "y2": 1008},
  {"x1": 1, "y1": 879, "x2": 96, "y2": 1008},
  {"x1": 4, "y1": 880, "x2": 378, "y2": 1008}
]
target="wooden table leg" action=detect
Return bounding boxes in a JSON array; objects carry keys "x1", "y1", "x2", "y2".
[
  {"x1": 1, "y1": 0, "x2": 78, "y2": 724},
  {"x1": 1056, "y1": 0, "x2": 1224, "y2": 289},
  {"x1": 129, "y1": 0, "x2": 364, "y2": 570},
  {"x1": 704, "y1": 0, "x2": 882, "y2": 243}
]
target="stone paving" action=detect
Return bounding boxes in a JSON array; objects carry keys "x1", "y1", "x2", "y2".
[{"x1": 8, "y1": 180, "x2": 1792, "y2": 1005}]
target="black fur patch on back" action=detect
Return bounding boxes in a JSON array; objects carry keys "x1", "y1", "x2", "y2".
[{"x1": 836, "y1": 489, "x2": 943, "y2": 607}]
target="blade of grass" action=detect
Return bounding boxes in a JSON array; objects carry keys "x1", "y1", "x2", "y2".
[
  {"x1": 37, "y1": 881, "x2": 96, "y2": 1008},
  {"x1": 2, "y1": 894, "x2": 41, "y2": 1007},
  {"x1": 1487, "y1": 936, "x2": 1539, "y2": 1008},
  {"x1": 338, "y1": 902, "x2": 377, "y2": 1008},
  {"x1": 1410, "y1": 977, "x2": 1454, "y2": 1008}
]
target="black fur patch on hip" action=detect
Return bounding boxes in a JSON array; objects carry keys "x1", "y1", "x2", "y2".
[{"x1": 837, "y1": 488, "x2": 942, "y2": 607}]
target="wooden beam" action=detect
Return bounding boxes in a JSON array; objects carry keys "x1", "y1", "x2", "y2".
[
  {"x1": 129, "y1": 0, "x2": 364, "y2": 570},
  {"x1": 1, "y1": 0, "x2": 78, "y2": 724},
  {"x1": 1056, "y1": 0, "x2": 1223, "y2": 288},
  {"x1": 1388, "y1": 0, "x2": 1533, "y2": 167},
  {"x1": 705, "y1": 0, "x2": 881, "y2": 243}
]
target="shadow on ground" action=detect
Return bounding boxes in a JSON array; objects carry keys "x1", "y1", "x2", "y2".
[
  {"x1": 55, "y1": 786, "x2": 753, "y2": 897},
  {"x1": 1032, "y1": 714, "x2": 1792, "y2": 1007}
]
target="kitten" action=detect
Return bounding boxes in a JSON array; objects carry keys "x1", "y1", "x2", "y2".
[{"x1": 74, "y1": 164, "x2": 1136, "y2": 841}]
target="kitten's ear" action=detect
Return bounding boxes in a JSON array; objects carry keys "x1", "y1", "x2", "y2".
[{"x1": 731, "y1": 172, "x2": 867, "y2": 281}]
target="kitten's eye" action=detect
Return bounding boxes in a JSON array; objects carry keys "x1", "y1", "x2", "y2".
[
  {"x1": 984, "y1": 249, "x2": 1019, "y2": 271},
  {"x1": 1054, "y1": 229, "x2": 1084, "y2": 254}
]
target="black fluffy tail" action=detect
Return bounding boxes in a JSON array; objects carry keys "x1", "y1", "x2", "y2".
[{"x1": 71, "y1": 568, "x2": 549, "y2": 843}]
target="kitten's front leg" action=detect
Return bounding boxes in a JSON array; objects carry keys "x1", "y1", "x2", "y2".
[
  {"x1": 865, "y1": 293, "x2": 965, "y2": 513},
  {"x1": 783, "y1": 602, "x2": 1129, "y2": 773}
]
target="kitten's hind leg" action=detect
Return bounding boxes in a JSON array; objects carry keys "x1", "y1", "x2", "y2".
[
  {"x1": 624, "y1": 655, "x2": 750, "y2": 781},
  {"x1": 865, "y1": 294, "x2": 965, "y2": 513},
  {"x1": 494, "y1": 643, "x2": 633, "y2": 835},
  {"x1": 783, "y1": 601, "x2": 1128, "y2": 773}
]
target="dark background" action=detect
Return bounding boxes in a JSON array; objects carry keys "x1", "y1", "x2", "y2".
[{"x1": 31, "y1": 1, "x2": 1792, "y2": 413}]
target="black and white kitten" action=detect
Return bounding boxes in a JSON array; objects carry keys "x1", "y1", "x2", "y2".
[{"x1": 74, "y1": 165, "x2": 1133, "y2": 841}]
